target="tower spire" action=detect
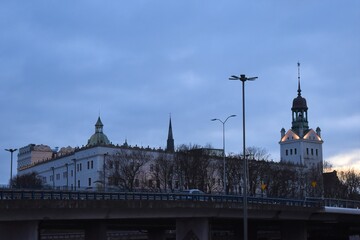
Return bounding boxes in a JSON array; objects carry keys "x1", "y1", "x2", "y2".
[
  {"x1": 291, "y1": 62, "x2": 309, "y2": 136},
  {"x1": 297, "y1": 62, "x2": 301, "y2": 96},
  {"x1": 166, "y1": 115, "x2": 175, "y2": 152}
]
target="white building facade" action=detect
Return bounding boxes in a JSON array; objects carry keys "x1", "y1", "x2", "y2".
[{"x1": 17, "y1": 117, "x2": 171, "y2": 190}]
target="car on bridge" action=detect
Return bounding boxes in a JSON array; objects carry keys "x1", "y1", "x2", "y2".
[{"x1": 177, "y1": 189, "x2": 207, "y2": 201}]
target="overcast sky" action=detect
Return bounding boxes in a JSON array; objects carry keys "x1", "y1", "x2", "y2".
[{"x1": 0, "y1": 1, "x2": 359, "y2": 185}]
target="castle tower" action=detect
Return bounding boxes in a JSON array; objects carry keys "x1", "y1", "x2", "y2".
[
  {"x1": 87, "y1": 116, "x2": 111, "y2": 146},
  {"x1": 279, "y1": 63, "x2": 323, "y2": 168}
]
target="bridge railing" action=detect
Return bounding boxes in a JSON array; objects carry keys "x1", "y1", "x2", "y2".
[
  {"x1": 324, "y1": 198, "x2": 360, "y2": 209},
  {"x1": 0, "y1": 189, "x2": 326, "y2": 208}
]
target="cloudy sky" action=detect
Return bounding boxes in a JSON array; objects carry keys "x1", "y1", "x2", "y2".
[{"x1": 0, "y1": 1, "x2": 359, "y2": 185}]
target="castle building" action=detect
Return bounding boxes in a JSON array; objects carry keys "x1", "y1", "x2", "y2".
[
  {"x1": 17, "y1": 116, "x2": 175, "y2": 190},
  {"x1": 279, "y1": 63, "x2": 323, "y2": 168}
]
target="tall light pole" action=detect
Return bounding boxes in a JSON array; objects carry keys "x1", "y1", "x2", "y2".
[
  {"x1": 211, "y1": 114, "x2": 237, "y2": 194},
  {"x1": 229, "y1": 74, "x2": 257, "y2": 240},
  {"x1": 5, "y1": 148, "x2": 17, "y2": 187}
]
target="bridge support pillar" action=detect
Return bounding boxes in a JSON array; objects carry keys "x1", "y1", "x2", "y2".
[
  {"x1": 0, "y1": 221, "x2": 38, "y2": 240},
  {"x1": 85, "y1": 222, "x2": 107, "y2": 240},
  {"x1": 176, "y1": 218, "x2": 209, "y2": 240},
  {"x1": 281, "y1": 221, "x2": 307, "y2": 240}
]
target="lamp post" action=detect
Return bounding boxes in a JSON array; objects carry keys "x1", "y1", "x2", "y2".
[
  {"x1": 211, "y1": 115, "x2": 237, "y2": 194},
  {"x1": 229, "y1": 74, "x2": 257, "y2": 240},
  {"x1": 5, "y1": 148, "x2": 17, "y2": 187}
]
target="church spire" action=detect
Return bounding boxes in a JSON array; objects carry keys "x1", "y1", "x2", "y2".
[{"x1": 166, "y1": 116, "x2": 175, "y2": 152}]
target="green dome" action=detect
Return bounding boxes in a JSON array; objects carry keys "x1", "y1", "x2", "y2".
[{"x1": 87, "y1": 117, "x2": 111, "y2": 146}]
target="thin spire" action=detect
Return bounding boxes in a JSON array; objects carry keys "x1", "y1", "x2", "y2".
[
  {"x1": 297, "y1": 62, "x2": 301, "y2": 96},
  {"x1": 168, "y1": 116, "x2": 173, "y2": 140},
  {"x1": 166, "y1": 115, "x2": 175, "y2": 152}
]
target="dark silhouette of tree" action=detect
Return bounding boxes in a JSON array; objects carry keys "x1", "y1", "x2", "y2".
[
  {"x1": 266, "y1": 163, "x2": 298, "y2": 198},
  {"x1": 151, "y1": 152, "x2": 175, "y2": 192},
  {"x1": 323, "y1": 160, "x2": 333, "y2": 172},
  {"x1": 106, "y1": 148, "x2": 153, "y2": 191},
  {"x1": 226, "y1": 147, "x2": 272, "y2": 195},
  {"x1": 225, "y1": 154, "x2": 243, "y2": 194},
  {"x1": 306, "y1": 164, "x2": 324, "y2": 198},
  {"x1": 339, "y1": 169, "x2": 360, "y2": 200},
  {"x1": 11, "y1": 172, "x2": 45, "y2": 189},
  {"x1": 205, "y1": 159, "x2": 219, "y2": 193},
  {"x1": 248, "y1": 160, "x2": 273, "y2": 196},
  {"x1": 174, "y1": 144, "x2": 213, "y2": 192},
  {"x1": 246, "y1": 146, "x2": 271, "y2": 161}
]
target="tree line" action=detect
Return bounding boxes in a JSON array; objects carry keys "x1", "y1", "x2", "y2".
[{"x1": 10, "y1": 144, "x2": 360, "y2": 201}]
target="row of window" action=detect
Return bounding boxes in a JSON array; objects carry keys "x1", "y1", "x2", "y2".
[
  {"x1": 44, "y1": 160, "x2": 95, "y2": 183},
  {"x1": 285, "y1": 148, "x2": 319, "y2": 156},
  {"x1": 44, "y1": 177, "x2": 93, "y2": 188},
  {"x1": 77, "y1": 160, "x2": 95, "y2": 172}
]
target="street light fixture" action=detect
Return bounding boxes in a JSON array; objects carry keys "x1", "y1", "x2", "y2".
[
  {"x1": 5, "y1": 148, "x2": 17, "y2": 187},
  {"x1": 229, "y1": 74, "x2": 257, "y2": 240},
  {"x1": 211, "y1": 114, "x2": 237, "y2": 194}
]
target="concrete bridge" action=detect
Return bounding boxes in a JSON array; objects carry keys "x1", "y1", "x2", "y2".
[{"x1": 0, "y1": 189, "x2": 359, "y2": 240}]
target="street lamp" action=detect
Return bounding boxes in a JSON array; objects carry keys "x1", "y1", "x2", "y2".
[
  {"x1": 229, "y1": 74, "x2": 257, "y2": 240},
  {"x1": 5, "y1": 148, "x2": 17, "y2": 187},
  {"x1": 211, "y1": 114, "x2": 237, "y2": 194}
]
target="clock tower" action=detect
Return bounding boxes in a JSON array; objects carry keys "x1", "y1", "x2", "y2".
[{"x1": 279, "y1": 63, "x2": 323, "y2": 168}]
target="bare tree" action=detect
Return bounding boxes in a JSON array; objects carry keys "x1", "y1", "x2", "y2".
[
  {"x1": 205, "y1": 159, "x2": 220, "y2": 193},
  {"x1": 225, "y1": 147, "x2": 271, "y2": 195},
  {"x1": 266, "y1": 162, "x2": 299, "y2": 198},
  {"x1": 225, "y1": 154, "x2": 243, "y2": 194},
  {"x1": 12, "y1": 172, "x2": 45, "y2": 189},
  {"x1": 323, "y1": 160, "x2": 333, "y2": 172},
  {"x1": 106, "y1": 148, "x2": 153, "y2": 191},
  {"x1": 246, "y1": 146, "x2": 271, "y2": 161},
  {"x1": 306, "y1": 164, "x2": 324, "y2": 198},
  {"x1": 339, "y1": 169, "x2": 360, "y2": 199},
  {"x1": 151, "y1": 152, "x2": 175, "y2": 192},
  {"x1": 174, "y1": 144, "x2": 213, "y2": 192},
  {"x1": 248, "y1": 160, "x2": 273, "y2": 196}
]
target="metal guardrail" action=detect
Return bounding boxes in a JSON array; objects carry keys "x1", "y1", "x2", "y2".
[
  {"x1": 324, "y1": 198, "x2": 360, "y2": 209},
  {"x1": 0, "y1": 189, "x2": 330, "y2": 208}
]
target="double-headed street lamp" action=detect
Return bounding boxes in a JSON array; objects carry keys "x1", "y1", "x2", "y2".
[
  {"x1": 211, "y1": 115, "x2": 237, "y2": 194},
  {"x1": 5, "y1": 148, "x2": 17, "y2": 187},
  {"x1": 229, "y1": 74, "x2": 257, "y2": 240}
]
